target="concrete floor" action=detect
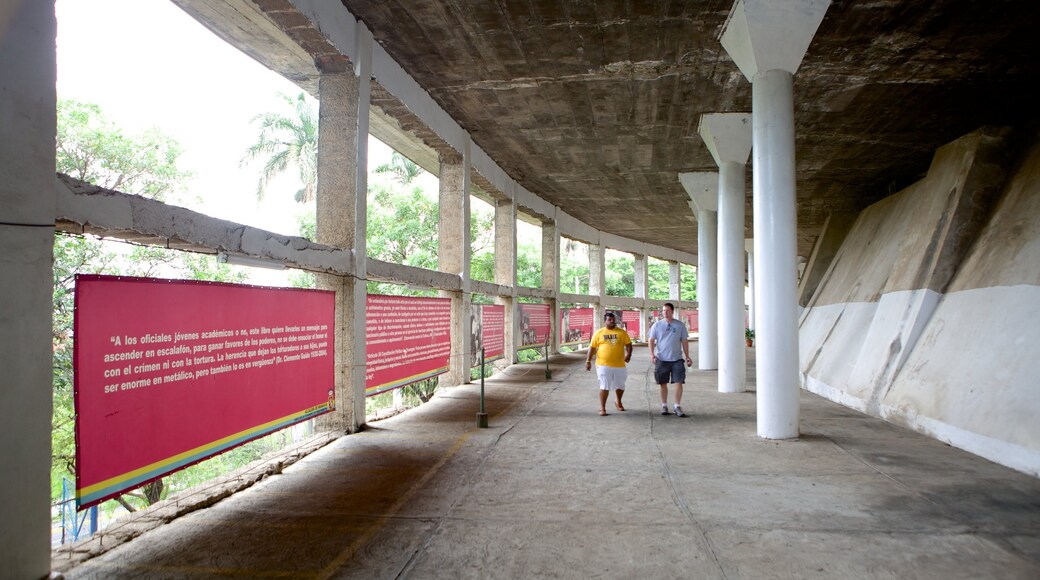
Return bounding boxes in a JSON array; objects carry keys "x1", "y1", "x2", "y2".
[{"x1": 58, "y1": 345, "x2": 1040, "y2": 579}]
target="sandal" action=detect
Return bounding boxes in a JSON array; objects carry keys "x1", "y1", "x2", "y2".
[
  {"x1": 615, "y1": 402, "x2": 626, "y2": 412},
  {"x1": 599, "y1": 409, "x2": 607, "y2": 416}
]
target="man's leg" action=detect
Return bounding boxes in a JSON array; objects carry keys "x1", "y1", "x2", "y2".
[
  {"x1": 672, "y1": 359, "x2": 687, "y2": 416},
  {"x1": 599, "y1": 388, "x2": 609, "y2": 415},
  {"x1": 615, "y1": 388, "x2": 625, "y2": 411},
  {"x1": 655, "y1": 360, "x2": 671, "y2": 414}
]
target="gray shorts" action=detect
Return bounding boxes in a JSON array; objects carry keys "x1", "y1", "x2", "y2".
[{"x1": 654, "y1": 359, "x2": 686, "y2": 385}]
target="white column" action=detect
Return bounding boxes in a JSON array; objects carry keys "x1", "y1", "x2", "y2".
[
  {"x1": 746, "y1": 239, "x2": 756, "y2": 331},
  {"x1": 721, "y1": 0, "x2": 829, "y2": 439},
  {"x1": 679, "y1": 172, "x2": 719, "y2": 370},
  {"x1": 752, "y1": 69, "x2": 800, "y2": 437},
  {"x1": 697, "y1": 210, "x2": 718, "y2": 370},
  {"x1": 699, "y1": 113, "x2": 752, "y2": 394},
  {"x1": 717, "y1": 160, "x2": 747, "y2": 392},
  {"x1": 0, "y1": 2, "x2": 55, "y2": 575}
]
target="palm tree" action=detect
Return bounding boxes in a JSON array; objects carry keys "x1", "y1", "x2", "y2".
[
  {"x1": 374, "y1": 151, "x2": 425, "y2": 186},
  {"x1": 242, "y1": 92, "x2": 318, "y2": 203}
]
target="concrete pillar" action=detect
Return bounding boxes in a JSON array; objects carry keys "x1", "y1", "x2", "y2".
[
  {"x1": 717, "y1": 168, "x2": 746, "y2": 392},
  {"x1": 668, "y1": 260, "x2": 681, "y2": 300},
  {"x1": 746, "y1": 239, "x2": 756, "y2": 331},
  {"x1": 315, "y1": 69, "x2": 366, "y2": 433},
  {"x1": 699, "y1": 113, "x2": 752, "y2": 393},
  {"x1": 542, "y1": 221, "x2": 560, "y2": 353},
  {"x1": 721, "y1": 0, "x2": 830, "y2": 439},
  {"x1": 438, "y1": 145, "x2": 472, "y2": 385},
  {"x1": 494, "y1": 198, "x2": 518, "y2": 363},
  {"x1": 0, "y1": 2, "x2": 56, "y2": 576},
  {"x1": 634, "y1": 253, "x2": 650, "y2": 339},
  {"x1": 680, "y1": 172, "x2": 719, "y2": 370},
  {"x1": 697, "y1": 210, "x2": 719, "y2": 370},
  {"x1": 751, "y1": 69, "x2": 801, "y2": 438},
  {"x1": 589, "y1": 243, "x2": 606, "y2": 329}
]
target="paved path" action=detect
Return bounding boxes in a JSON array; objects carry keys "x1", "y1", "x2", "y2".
[{"x1": 60, "y1": 346, "x2": 1040, "y2": 579}]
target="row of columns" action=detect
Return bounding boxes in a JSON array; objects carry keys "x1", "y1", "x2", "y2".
[
  {"x1": 681, "y1": 0, "x2": 830, "y2": 440},
  {"x1": 0, "y1": 1, "x2": 828, "y2": 575}
]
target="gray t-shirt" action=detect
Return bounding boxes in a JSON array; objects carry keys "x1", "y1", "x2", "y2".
[{"x1": 649, "y1": 319, "x2": 689, "y2": 361}]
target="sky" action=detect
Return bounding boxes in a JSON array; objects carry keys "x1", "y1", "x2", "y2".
[
  {"x1": 54, "y1": 0, "x2": 535, "y2": 284},
  {"x1": 55, "y1": 0, "x2": 403, "y2": 237}
]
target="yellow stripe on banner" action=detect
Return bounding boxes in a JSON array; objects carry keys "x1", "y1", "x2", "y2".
[{"x1": 80, "y1": 404, "x2": 328, "y2": 497}]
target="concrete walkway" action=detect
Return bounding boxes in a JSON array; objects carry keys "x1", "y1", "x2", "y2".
[{"x1": 59, "y1": 345, "x2": 1040, "y2": 579}]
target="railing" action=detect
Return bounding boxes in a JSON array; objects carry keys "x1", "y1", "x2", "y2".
[{"x1": 54, "y1": 478, "x2": 97, "y2": 546}]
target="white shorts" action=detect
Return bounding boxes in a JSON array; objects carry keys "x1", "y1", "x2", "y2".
[{"x1": 596, "y1": 366, "x2": 628, "y2": 390}]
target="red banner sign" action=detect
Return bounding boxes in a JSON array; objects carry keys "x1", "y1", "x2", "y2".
[
  {"x1": 74, "y1": 275, "x2": 334, "y2": 508},
  {"x1": 365, "y1": 295, "x2": 451, "y2": 395},
  {"x1": 560, "y1": 307, "x2": 594, "y2": 345},
  {"x1": 685, "y1": 310, "x2": 699, "y2": 333},
  {"x1": 472, "y1": 304, "x2": 504, "y2": 367},
  {"x1": 518, "y1": 303, "x2": 551, "y2": 349},
  {"x1": 621, "y1": 310, "x2": 641, "y2": 339}
]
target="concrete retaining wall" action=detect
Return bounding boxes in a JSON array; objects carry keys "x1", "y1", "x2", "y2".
[{"x1": 799, "y1": 127, "x2": 1040, "y2": 476}]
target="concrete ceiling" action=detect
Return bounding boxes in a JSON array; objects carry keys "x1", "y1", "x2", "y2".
[{"x1": 175, "y1": 0, "x2": 1040, "y2": 258}]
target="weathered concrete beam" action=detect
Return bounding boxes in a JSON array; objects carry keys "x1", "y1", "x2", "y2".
[
  {"x1": 558, "y1": 292, "x2": 597, "y2": 304},
  {"x1": 600, "y1": 232, "x2": 697, "y2": 266},
  {"x1": 55, "y1": 175, "x2": 353, "y2": 275},
  {"x1": 471, "y1": 280, "x2": 512, "y2": 298},
  {"x1": 367, "y1": 258, "x2": 460, "y2": 292},
  {"x1": 516, "y1": 286, "x2": 554, "y2": 300},
  {"x1": 602, "y1": 296, "x2": 646, "y2": 309}
]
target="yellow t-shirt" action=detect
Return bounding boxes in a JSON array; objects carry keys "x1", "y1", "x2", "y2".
[{"x1": 590, "y1": 327, "x2": 632, "y2": 368}]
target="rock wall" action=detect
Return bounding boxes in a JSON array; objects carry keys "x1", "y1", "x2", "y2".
[{"x1": 799, "y1": 127, "x2": 1040, "y2": 476}]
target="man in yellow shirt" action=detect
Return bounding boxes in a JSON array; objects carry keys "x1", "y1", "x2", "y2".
[{"x1": 585, "y1": 312, "x2": 633, "y2": 416}]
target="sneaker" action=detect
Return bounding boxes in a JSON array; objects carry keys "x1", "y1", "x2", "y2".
[
  {"x1": 661, "y1": 405, "x2": 671, "y2": 415},
  {"x1": 674, "y1": 405, "x2": 686, "y2": 417}
]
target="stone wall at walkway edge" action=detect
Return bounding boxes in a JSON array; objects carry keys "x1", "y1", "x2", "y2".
[{"x1": 799, "y1": 126, "x2": 1040, "y2": 477}]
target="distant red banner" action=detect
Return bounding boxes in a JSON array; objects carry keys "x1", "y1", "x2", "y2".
[
  {"x1": 471, "y1": 304, "x2": 504, "y2": 367},
  {"x1": 621, "y1": 310, "x2": 641, "y2": 339},
  {"x1": 518, "y1": 303, "x2": 551, "y2": 349},
  {"x1": 74, "y1": 275, "x2": 334, "y2": 509},
  {"x1": 366, "y1": 295, "x2": 451, "y2": 395},
  {"x1": 685, "y1": 310, "x2": 699, "y2": 332},
  {"x1": 560, "y1": 307, "x2": 594, "y2": 345}
]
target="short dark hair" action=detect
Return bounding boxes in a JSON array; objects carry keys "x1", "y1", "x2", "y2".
[
  {"x1": 664, "y1": 302, "x2": 675, "y2": 311},
  {"x1": 603, "y1": 312, "x2": 616, "y2": 320}
]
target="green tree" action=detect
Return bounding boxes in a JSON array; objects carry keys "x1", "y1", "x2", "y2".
[
  {"x1": 606, "y1": 254, "x2": 634, "y2": 296},
  {"x1": 374, "y1": 151, "x2": 425, "y2": 186},
  {"x1": 368, "y1": 182, "x2": 439, "y2": 270},
  {"x1": 57, "y1": 98, "x2": 191, "y2": 200},
  {"x1": 241, "y1": 92, "x2": 318, "y2": 203}
]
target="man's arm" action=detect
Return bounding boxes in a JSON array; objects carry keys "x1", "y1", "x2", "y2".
[
  {"x1": 681, "y1": 338, "x2": 692, "y2": 366},
  {"x1": 585, "y1": 346, "x2": 597, "y2": 371},
  {"x1": 648, "y1": 336, "x2": 656, "y2": 363},
  {"x1": 624, "y1": 343, "x2": 633, "y2": 364}
]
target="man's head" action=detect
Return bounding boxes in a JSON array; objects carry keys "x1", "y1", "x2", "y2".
[
  {"x1": 663, "y1": 302, "x2": 675, "y2": 320},
  {"x1": 604, "y1": 312, "x2": 617, "y2": 329}
]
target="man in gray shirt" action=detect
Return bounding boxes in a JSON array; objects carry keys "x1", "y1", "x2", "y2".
[{"x1": 647, "y1": 302, "x2": 693, "y2": 416}]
